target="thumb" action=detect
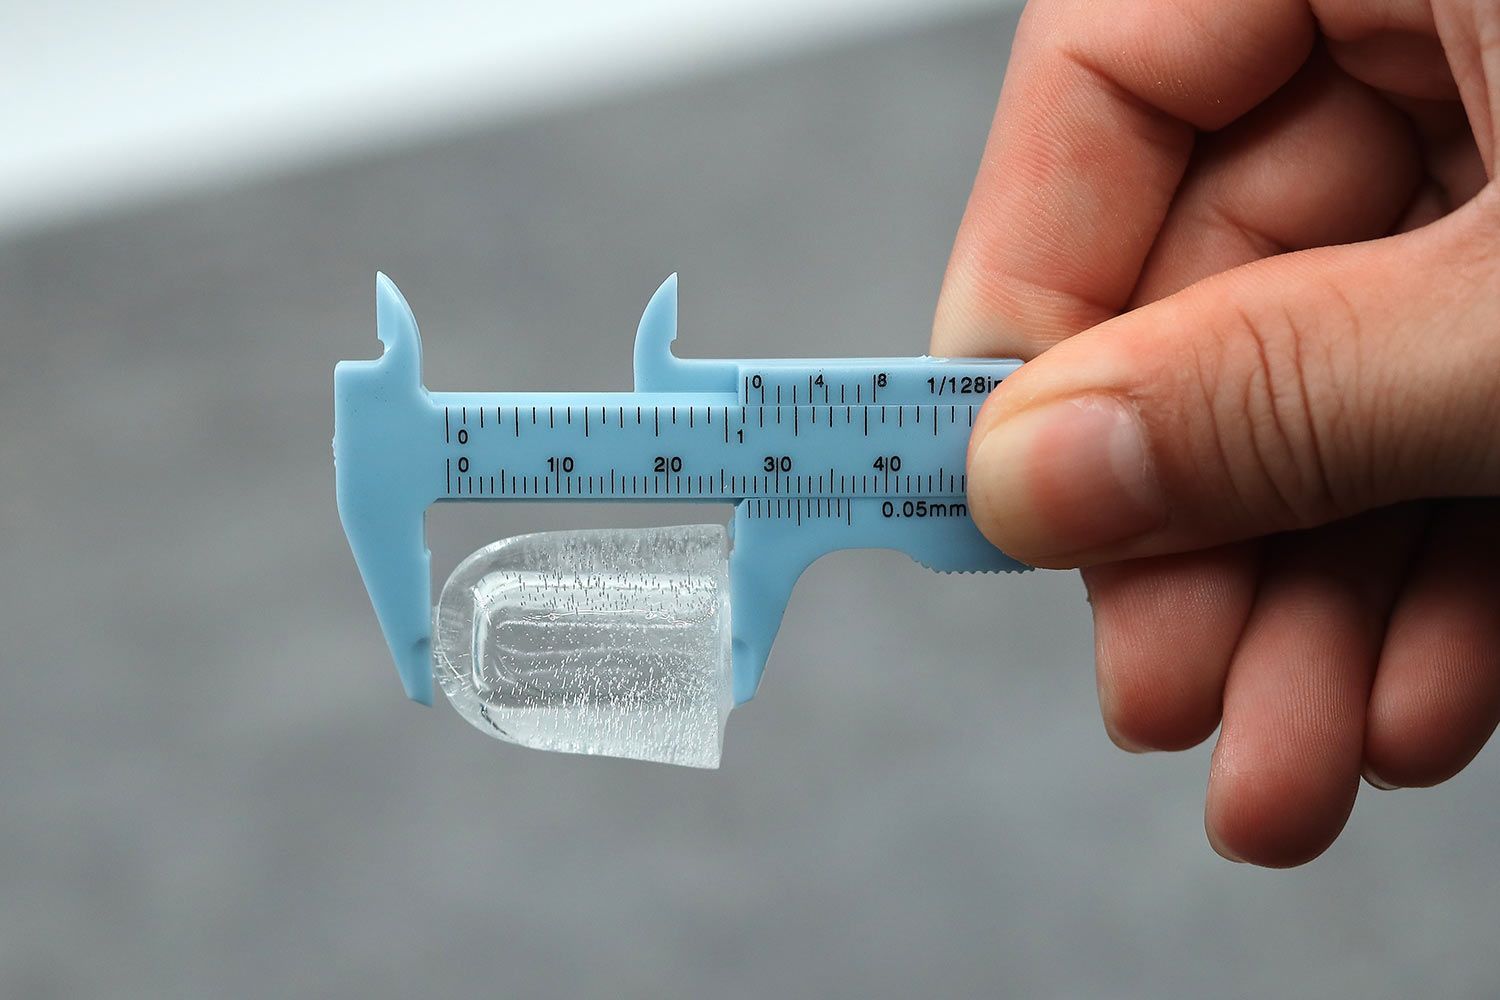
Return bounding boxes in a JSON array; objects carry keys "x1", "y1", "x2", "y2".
[{"x1": 965, "y1": 193, "x2": 1500, "y2": 568}]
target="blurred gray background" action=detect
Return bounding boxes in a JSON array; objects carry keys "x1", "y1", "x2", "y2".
[{"x1": 3, "y1": 4, "x2": 1499, "y2": 998}]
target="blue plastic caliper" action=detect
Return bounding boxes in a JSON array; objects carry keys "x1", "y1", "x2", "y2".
[{"x1": 335, "y1": 274, "x2": 1025, "y2": 713}]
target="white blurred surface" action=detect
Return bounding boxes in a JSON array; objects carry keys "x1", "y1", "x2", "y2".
[{"x1": 3, "y1": 0, "x2": 1001, "y2": 237}]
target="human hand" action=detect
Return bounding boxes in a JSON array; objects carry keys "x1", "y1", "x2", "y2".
[{"x1": 934, "y1": 0, "x2": 1499, "y2": 866}]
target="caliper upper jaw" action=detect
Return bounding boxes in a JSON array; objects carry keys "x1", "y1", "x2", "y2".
[
  {"x1": 632, "y1": 274, "x2": 739, "y2": 393},
  {"x1": 334, "y1": 274, "x2": 441, "y2": 704}
]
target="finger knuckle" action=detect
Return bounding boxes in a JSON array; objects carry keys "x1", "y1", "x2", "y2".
[{"x1": 1188, "y1": 284, "x2": 1361, "y2": 526}]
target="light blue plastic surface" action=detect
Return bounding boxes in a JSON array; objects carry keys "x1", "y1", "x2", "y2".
[{"x1": 334, "y1": 274, "x2": 1027, "y2": 706}]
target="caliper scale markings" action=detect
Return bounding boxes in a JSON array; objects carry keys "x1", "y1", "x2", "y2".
[{"x1": 439, "y1": 397, "x2": 978, "y2": 505}]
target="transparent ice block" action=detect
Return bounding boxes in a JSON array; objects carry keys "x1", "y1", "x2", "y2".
[{"x1": 433, "y1": 524, "x2": 733, "y2": 768}]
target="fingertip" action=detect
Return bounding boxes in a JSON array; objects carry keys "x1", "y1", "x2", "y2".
[
  {"x1": 1202, "y1": 513, "x2": 1420, "y2": 869},
  {"x1": 1205, "y1": 759, "x2": 1354, "y2": 868},
  {"x1": 1103, "y1": 695, "x2": 1220, "y2": 755},
  {"x1": 967, "y1": 395, "x2": 1166, "y2": 566},
  {"x1": 1205, "y1": 814, "x2": 1244, "y2": 864},
  {"x1": 1364, "y1": 502, "x2": 1500, "y2": 790},
  {"x1": 1103, "y1": 721, "x2": 1155, "y2": 755},
  {"x1": 1088, "y1": 548, "x2": 1258, "y2": 753}
]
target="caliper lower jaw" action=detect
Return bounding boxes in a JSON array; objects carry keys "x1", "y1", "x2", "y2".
[{"x1": 334, "y1": 275, "x2": 440, "y2": 704}]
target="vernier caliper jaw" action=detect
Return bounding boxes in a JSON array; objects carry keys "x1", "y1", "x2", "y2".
[{"x1": 335, "y1": 274, "x2": 1025, "y2": 715}]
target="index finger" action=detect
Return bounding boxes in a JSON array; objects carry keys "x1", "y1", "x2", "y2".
[{"x1": 932, "y1": 0, "x2": 1317, "y2": 358}]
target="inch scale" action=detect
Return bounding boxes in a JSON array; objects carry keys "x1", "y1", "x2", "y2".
[{"x1": 334, "y1": 274, "x2": 1026, "y2": 708}]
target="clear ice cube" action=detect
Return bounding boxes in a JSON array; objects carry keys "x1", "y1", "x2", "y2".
[{"x1": 433, "y1": 524, "x2": 733, "y2": 768}]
